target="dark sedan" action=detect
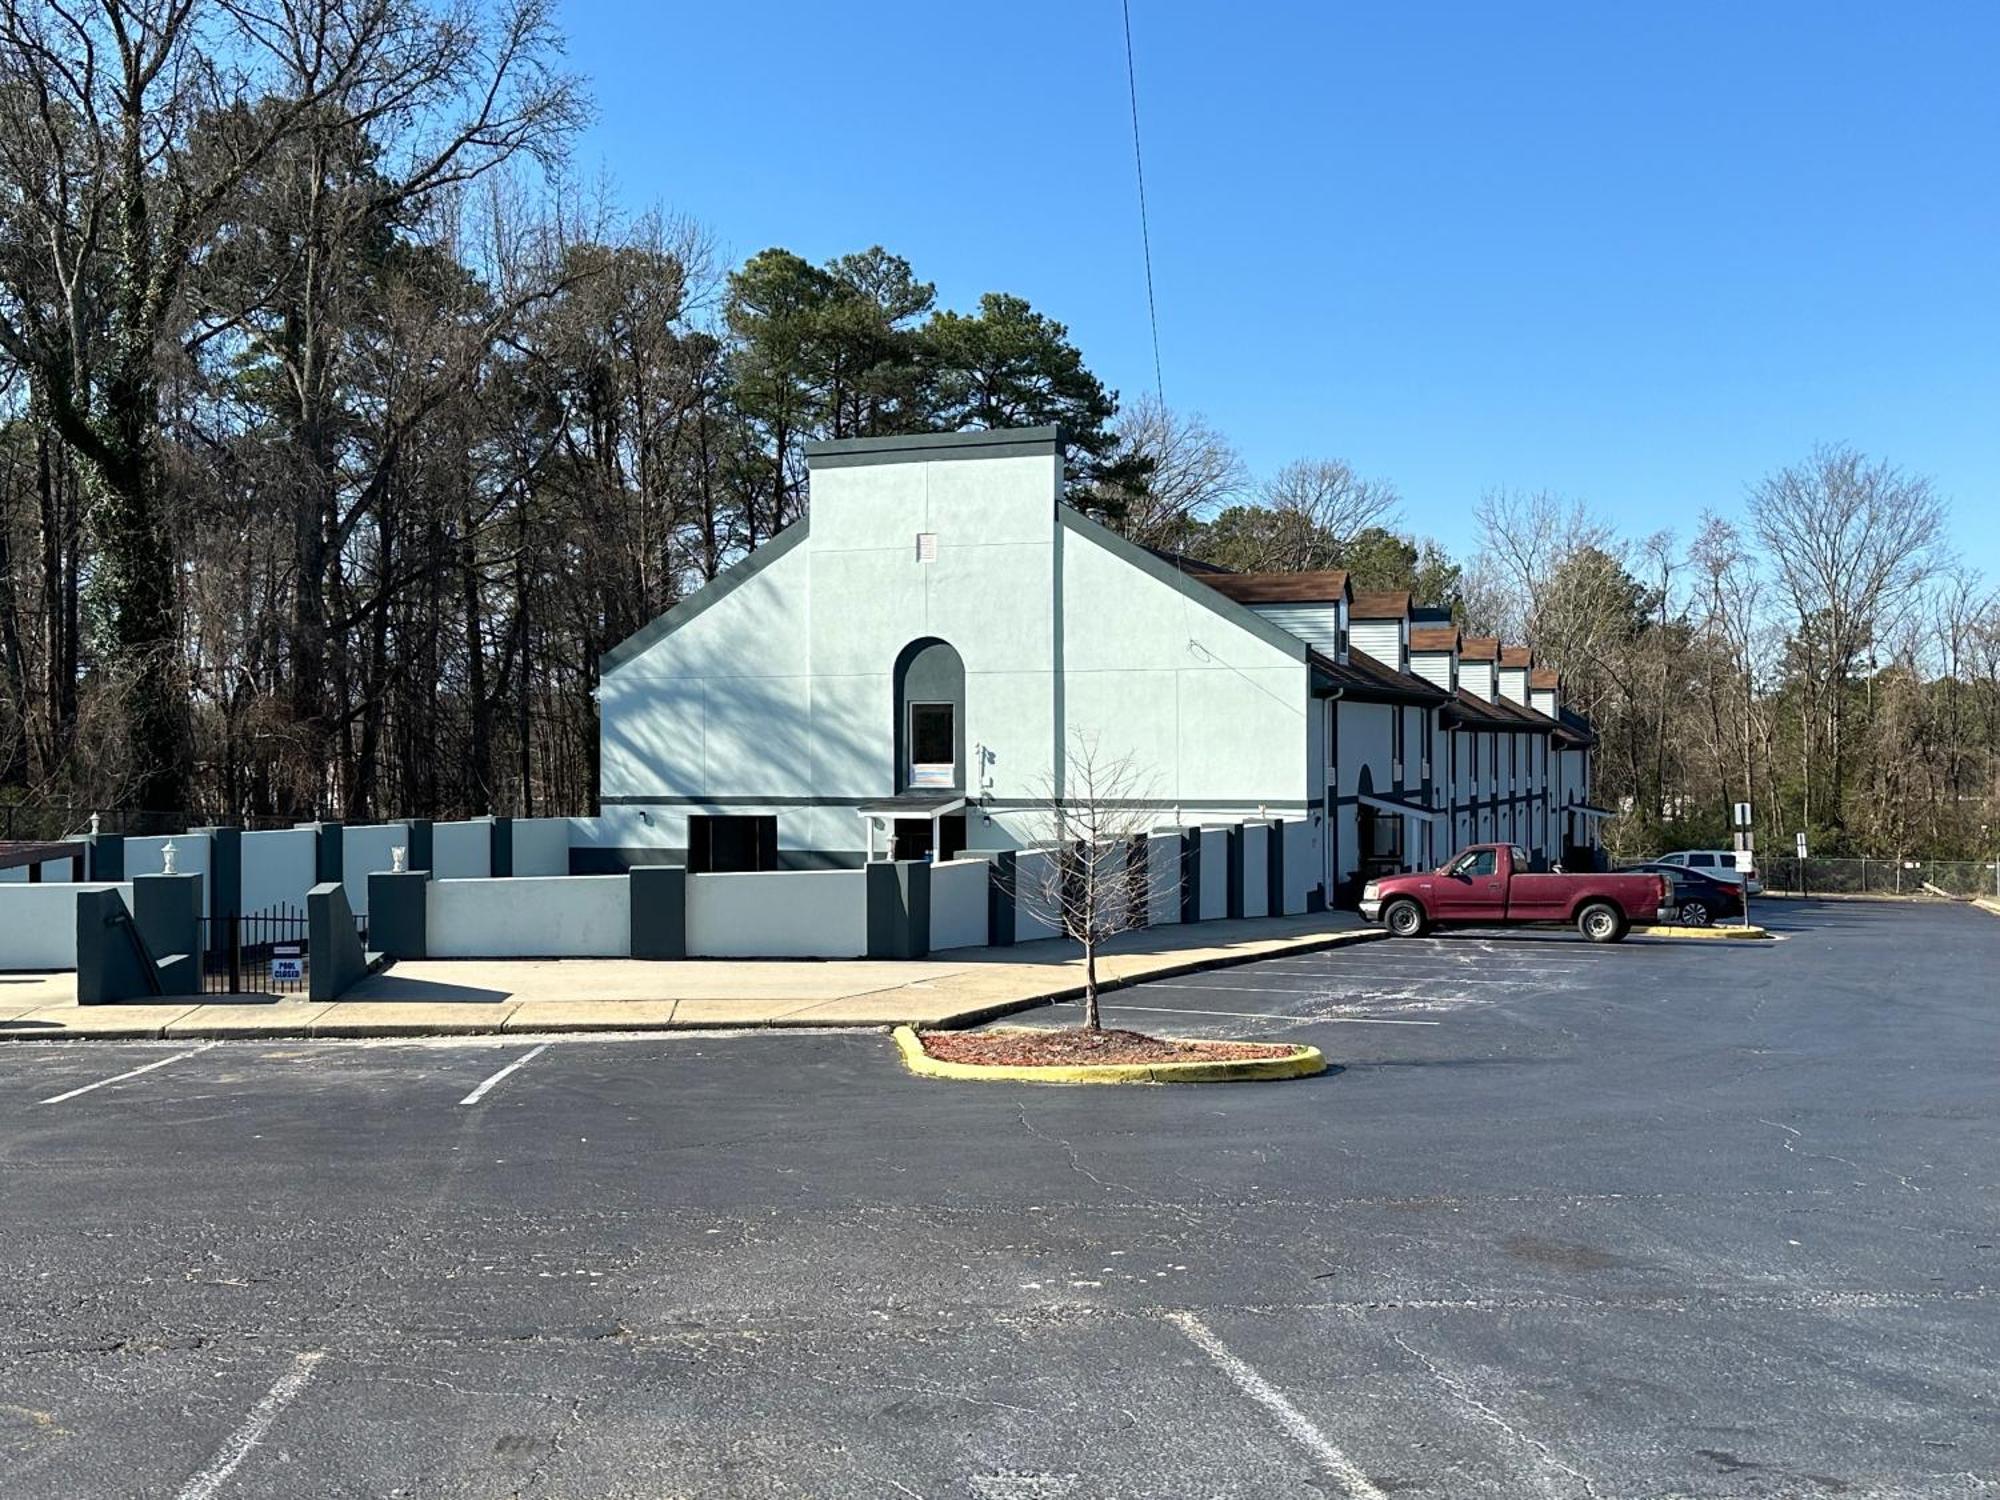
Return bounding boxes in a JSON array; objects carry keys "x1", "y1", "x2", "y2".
[{"x1": 1621, "y1": 862, "x2": 1746, "y2": 926}]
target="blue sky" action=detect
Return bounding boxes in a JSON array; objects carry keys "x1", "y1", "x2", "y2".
[{"x1": 558, "y1": 2, "x2": 1999, "y2": 575}]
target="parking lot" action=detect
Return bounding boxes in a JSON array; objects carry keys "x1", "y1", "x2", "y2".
[{"x1": 1, "y1": 899, "x2": 1995, "y2": 1498}]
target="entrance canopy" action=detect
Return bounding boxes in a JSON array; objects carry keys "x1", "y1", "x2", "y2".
[
  {"x1": 1356, "y1": 793, "x2": 1444, "y2": 823},
  {"x1": 857, "y1": 792, "x2": 967, "y2": 862}
]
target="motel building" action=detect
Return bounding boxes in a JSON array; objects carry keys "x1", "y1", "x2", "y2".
[{"x1": 585, "y1": 426, "x2": 1604, "y2": 909}]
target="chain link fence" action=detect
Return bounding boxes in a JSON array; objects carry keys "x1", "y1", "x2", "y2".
[{"x1": 1761, "y1": 855, "x2": 2000, "y2": 900}]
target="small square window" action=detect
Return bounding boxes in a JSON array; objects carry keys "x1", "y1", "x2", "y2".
[{"x1": 915, "y1": 532, "x2": 938, "y2": 563}]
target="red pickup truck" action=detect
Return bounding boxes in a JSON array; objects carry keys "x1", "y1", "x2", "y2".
[{"x1": 1359, "y1": 843, "x2": 1676, "y2": 943}]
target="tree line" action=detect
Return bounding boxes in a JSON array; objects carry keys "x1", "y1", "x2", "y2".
[{"x1": 0, "y1": 0, "x2": 1992, "y2": 865}]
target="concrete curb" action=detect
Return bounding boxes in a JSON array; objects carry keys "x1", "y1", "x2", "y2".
[
  {"x1": 0, "y1": 926, "x2": 1391, "y2": 1042},
  {"x1": 892, "y1": 1025, "x2": 1327, "y2": 1086},
  {"x1": 1634, "y1": 924, "x2": 1773, "y2": 940},
  {"x1": 923, "y1": 926, "x2": 1389, "y2": 1031}
]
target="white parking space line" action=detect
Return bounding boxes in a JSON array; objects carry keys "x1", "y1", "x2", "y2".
[
  {"x1": 1105, "y1": 1003, "x2": 1440, "y2": 1027},
  {"x1": 39, "y1": 1042, "x2": 219, "y2": 1105},
  {"x1": 458, "y1": 1043, "x2": 550, "y2": 1106},
  {"x1": 1166, "y1": 1311, "x2": 1388, "y2": 1499},
  {"x1": 176, "y1": 1350, "x2": 324, "y2": 1500}
]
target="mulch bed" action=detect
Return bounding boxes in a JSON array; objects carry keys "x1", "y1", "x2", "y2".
[{"x1": 918, "y1": 1027, "x2": 1297, "y2": 1067}]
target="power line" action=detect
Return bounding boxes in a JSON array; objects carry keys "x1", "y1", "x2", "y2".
[{"x1": 1122, "y1": 0, "x2": 1164, "y2": 404}]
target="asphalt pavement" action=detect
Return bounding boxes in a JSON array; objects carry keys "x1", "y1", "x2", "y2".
[{"x1": 0, "y1": 900, "x2": 1994, "y2": 1497}]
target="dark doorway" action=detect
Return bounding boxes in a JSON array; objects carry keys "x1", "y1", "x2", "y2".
[
  {"x1": 890, "y1": 814, "x2": 967, "y2": 862},
  {"x1": 687, "y1": 815, "x2": 778, "y2": 873}
]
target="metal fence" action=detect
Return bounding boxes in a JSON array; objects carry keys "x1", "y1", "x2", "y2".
[
  {"x1": 199, "y1": 907, "x2": 370, "y2": 996},
  {"x1": 1761, "y1": 856, "x2": 2000, "y2": 900}
]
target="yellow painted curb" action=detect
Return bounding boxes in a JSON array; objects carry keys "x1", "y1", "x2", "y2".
[
  {"x1": 1635, "y1": 924, "x2": 1772, "y2": 940},
  {"x1": 892, "y1": 1025, "x2": 1326, "y2": 1085}
]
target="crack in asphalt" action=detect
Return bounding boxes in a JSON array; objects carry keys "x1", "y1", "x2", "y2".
[{"x1": 1380, "y1": 1325, "x2": 1600, "y2": 1500}]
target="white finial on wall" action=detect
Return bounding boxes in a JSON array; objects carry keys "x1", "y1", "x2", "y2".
[
  {"x1": 161, "y1": 840, "x2": 178, "y2": 876},
  {"x1": 391, "y1": 845, "x2": 407, "y2": 874},
  {"x1": 89, "y1": 811, "x2": 101, "y2": 836}
]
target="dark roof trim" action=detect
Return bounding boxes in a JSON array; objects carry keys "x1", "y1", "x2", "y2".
[
  {"x1": 1310, "y1": 647, "x2": 1449, "y2": 705},
  {"x1": 1058, "y1": 507, "x2": 1308, "y2": 662},
  {"x1": 1441, "y1": 688, "x2": 1521, "y2": 730},
  {"x1": 1141, "y1": 543, "x2": 1233, "y2": 575},
  {"x1": 0, "y1": 839, "x2": 82, "y2": 871},
  {"x1": 599, "y1": 518, "x2": 811, "y2": 676},
  {"x1": 804, "y1": 425, "x2": 1060, "y2": 469}
]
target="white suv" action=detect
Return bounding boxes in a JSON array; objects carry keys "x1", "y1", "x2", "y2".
[{"x1": 1657, "y1": 849, "x2": 1763, "y2": 895}]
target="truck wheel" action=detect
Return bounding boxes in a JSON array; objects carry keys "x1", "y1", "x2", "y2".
[
  {"x1": 1384, "y1": 899, "x2": 1426, "y2": 938},
  {"x1": 1578, "y1": 902, "x2": 1626, "y2": 944}
]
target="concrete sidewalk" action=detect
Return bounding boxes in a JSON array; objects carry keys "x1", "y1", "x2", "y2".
[{"x1": 0, "y1": 911, "x2": 1385, "y2": 1040}]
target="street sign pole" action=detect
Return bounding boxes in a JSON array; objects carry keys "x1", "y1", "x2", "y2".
[{"x1": 1731, "y1": 801, "x2": 1754, "y2": 930}]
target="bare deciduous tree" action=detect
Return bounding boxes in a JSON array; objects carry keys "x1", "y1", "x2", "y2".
[
  {"x1": 1258, "y1": 458, "x2": 1398, "y2": 570},
  {"x1": 1751, "y1": 444, "x2": 1947, "y2": 827},
  {"x1": 1021, "y1": 732, "x2": 1163, "y2": 1030},
  {"x1": 1104, "y1": 393, "x2": 1246, "y2": 549}
]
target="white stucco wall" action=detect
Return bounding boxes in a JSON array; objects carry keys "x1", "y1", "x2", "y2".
[
  {"x1": 431, "y1": 821, "x2": 492, "y2": 881},
  {"x1": 242, "y1": 828, "x2": 318, "y2": 916},
  {"x1": 426, "y1": 875, "x2": 631, "y2": 959},
  {"x1": 124, "y1": 834, "x2": 212, "y2": 918},
  {"x1": 342, "y1": 825, "x2": 408, "y2": 916},
  {"x1": 929, "y1": 859, "x2": 990, "y2": 952},
  {"x1": 513, "y1": 819, "x2": 573, "y2": 876},
  {"x1": 1061, "y1": 519, "x2": 1308, "y2": 812},
  {"x1": 685, "y1": 870, "x2": 868, "y2": 958},
  {"x1": 598, "y1": 441, "x2": 1315, "y2": 863},
  {"x1": 0, "y1": 883, "x2": 134, "y2": 969}
]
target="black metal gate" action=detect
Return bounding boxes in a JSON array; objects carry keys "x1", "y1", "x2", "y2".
[{"x1": 201, "y1": 908, "x2": 312, "y2": 995}]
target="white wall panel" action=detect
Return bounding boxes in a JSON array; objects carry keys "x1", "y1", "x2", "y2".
[
  {"x1": 242, "y1": 828, "x2": 318, "y2": 915},
  {"x1": 686, "y1": 870, "x2": 868, "y2": 958},
  {"x1": 342, "y1": 825, "x2": 407, "y2": 916},
  {"x1": 929, "y1": 859, "x2": 990, "y2": 951},
  {"x1": 123, "y1": 834, "x2": 212, "y2": 918},
  {"x1": 0, "y1": 883, "x2": 133, "y2": 969},
  {"x1": 427, "y1": 876, "x2": 630, "y2": 958},
  {"x1": 431, "y1": 821, "x2": 491, "y2": 881},
  {"x1": 512, "y1": 819, "x2": 573, "y2": 875}
]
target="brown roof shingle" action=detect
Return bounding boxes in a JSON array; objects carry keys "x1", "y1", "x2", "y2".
[
  {"x1": 1348, "y1": 589, "x2": 1411, "y2": 619},
  {"x1": 1311, "y1": 647, "x2": 1449, "y2": 705},
  {"x1": 1500, "y1": 645, "x2": 1533, "y2": 668},
  {"x1": 1200, "y1": 570, "x2": 1350, "y2": 604},
  {"x1": 1409, "y1": 625, "x2": 1460, "y2": 652},
  {"x1": 1529, "y1": 667, "x2": 1560, "y2": 690},
  {"x1": 1459, "y1": 635, "x2": 1500, "y2": 661}
]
